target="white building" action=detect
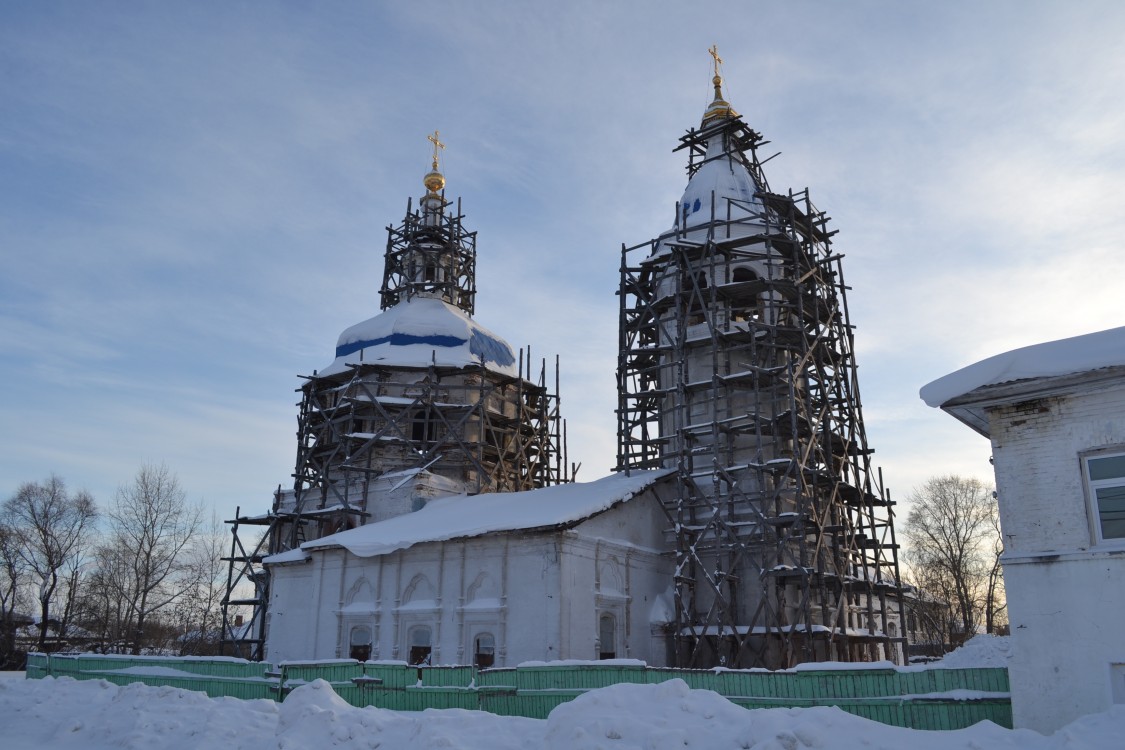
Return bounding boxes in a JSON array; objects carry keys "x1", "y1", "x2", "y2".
[
  {"x1": 922, "y1": 326, "x2": 1125, "y2": 733},
  {"x1": 265, "y1": 471, "x2": 675, "y2": 667}
]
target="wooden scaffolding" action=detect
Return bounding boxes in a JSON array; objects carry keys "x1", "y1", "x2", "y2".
[
  {"x1": 222, "y1": 173, "x2": 569, "y2": 659},
  {"x1": 616, "y1": 113, "x2": 906, "y2": 669}
]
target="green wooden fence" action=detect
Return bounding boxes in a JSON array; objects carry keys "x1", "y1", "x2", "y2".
[{"x1": 24, "y1": 653, "x2": 1011, "y2": 730}]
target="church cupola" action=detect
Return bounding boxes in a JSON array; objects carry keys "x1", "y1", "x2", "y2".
[
  {"x1": 701, "y1": 45, "x2": 738, "y2": 126},
  {"x1": 671, "y1": 47, "x2": 765, "y2": 238},
  {"x1": 421, "y1": 130, "x2": 447, "y2": 227},
  {"x1": 380, "y1": 131, "x2": 477, "y2": 314}
]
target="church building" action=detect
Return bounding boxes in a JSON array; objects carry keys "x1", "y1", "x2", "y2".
[
  {"x1": 247, "y1": 54, "x2": 904, "y2": 670},
  {"x1": 259, "y1": 134, "x2": 674, "y2": 667}
]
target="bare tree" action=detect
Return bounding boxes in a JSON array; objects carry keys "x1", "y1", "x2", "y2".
[
  {"x1": 0, "y1": 521, "x2": 28, "y2": 665},
  {"x1": 984, "y1": 506, "x2": 1007, "y2": 633},
  {"x1": 2, "y1": 476, "x2": 98, "y2": 651},
  {"x1": 173, "y1": 512, "x2": 228, "y2": 655},
  {"x1": 103, "y1": 464, "x2": 202, "y2": 654},
  {"x1": 903, "y1": 474, "x2": 1005, "y2": 641}
]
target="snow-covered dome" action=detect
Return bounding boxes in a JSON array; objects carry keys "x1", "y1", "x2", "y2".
[
  {"x1": 677, "y1": 136, "x2": 763, "y2": 231},
  {"x1": 320, "y1": 296, "x2": 518, "y2": 377}
]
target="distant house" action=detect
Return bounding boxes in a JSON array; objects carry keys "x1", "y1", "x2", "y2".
[
  {"x1": 922, "y1": 326, "x2": 1125, "y2": 733},
  {"x1": 900, "y1": 585, "x2": 954, "y2": 660}
]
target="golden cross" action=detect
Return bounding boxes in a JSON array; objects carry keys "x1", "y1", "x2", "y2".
[
  {"x1": 427, "y1": 130, "x2": 445, "y2": 170},
  {"x1": 709, "y1": 45, "x2": 723, "y2": 76}
]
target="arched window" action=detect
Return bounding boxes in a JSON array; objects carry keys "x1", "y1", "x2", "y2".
[
  {"x1": 474, "y1": 633, "x2": 495, "y2": 669},
  {"x1": 349, "y1": 626, "x2": 372, "y2": 662},
  {"x1": 408, "y1": 625, "x2": 432, "y2": 665},
  {"x1": 598, "y1": 613, "x2": 617, "y2": 660},
  {"x1": 731, "y1": 266, "x2": 760, "y2": 321}
]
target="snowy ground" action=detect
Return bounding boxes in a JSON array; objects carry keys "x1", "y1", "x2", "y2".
[
  {"x1": 3, "y1": 637, "x2": 1121, "y2": 749},
  {"x1": 2, "y1": 674, "x2": 1123, "y2": 749}
]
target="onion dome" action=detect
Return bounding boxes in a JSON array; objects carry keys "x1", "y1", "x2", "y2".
[
  {"x1": 702, "y1": 45, "x2": 738, "y2": 126},
  {"x1": 321, "y1": 297, "x2": 518, "y2": 378},
  {"x1": 424, "y1": 130, "x2": 446, "y2": 195}
]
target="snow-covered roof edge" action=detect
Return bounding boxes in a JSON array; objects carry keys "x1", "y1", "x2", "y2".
[
  {"x1": 275, "y1": 469, "x2": 673, "y2": 560},
  {"x1": 920, "y1": 326, "x2": 1125, "y2": 408}
]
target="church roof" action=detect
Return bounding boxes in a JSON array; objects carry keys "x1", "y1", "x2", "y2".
[
  {"x1": 656, "y1": 53, "x2": 764, "y2": 245},
  {"x1": 266, "y1": 470, "x2": 671, "y2": 561},
  {"x1": 318, "y1": 296, "x2": 519, "y2": 378}
]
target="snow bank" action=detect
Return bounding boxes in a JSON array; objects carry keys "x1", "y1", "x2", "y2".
[
  {"x1": 920, "y1": 326, "x2": 1125, "y2": 407},
  {"x1": 932, "y1": 634, "x2": 1012, "y2": 669},
  {"x1": 3, "y1": 675, "x2": 1123, "y2": 749}
]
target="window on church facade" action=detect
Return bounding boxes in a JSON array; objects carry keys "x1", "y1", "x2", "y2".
[
  {"x1": 1085, "y1": 451, "x2": 1125, "y2": 541},
  {"x1": 730, "y1": 266, "x2": 759, "y2": 322},
  {"x1": 408, "y1": 625, "x2": 432, "y2": 665},
  {"x1": 411, "y1": 409, "x2": 437, "y2": 445},
  {"x1": 598, "y1": 613, "x2": 617, "y2": 660},
  {"x1": 473, "y1": 633, "x2": 495, "y2": 669},
  {"x1": 349, "y1": 626, "x2": 372, "y2": 662}
]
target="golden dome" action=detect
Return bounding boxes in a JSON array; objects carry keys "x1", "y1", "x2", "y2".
[
  {"x1": 424, "y1": 168, "x2": 445, "y2": 194},
  {"x1": 703, "y1": 46, "x2": 738, "y2": 123},
  {"x1": 424, "y1": 130, "x2": 446, "y2": 195}
]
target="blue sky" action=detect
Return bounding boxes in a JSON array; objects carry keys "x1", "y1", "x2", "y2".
[{"x1": 3, "y1": 1, "x2": 1124, "y2": 523}]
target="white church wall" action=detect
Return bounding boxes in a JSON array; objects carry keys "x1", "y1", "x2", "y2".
[
  {"x1": 266, "y1": 534, "x2": 563, "y2": 667},
  {"x1": 984, "y1": 379, "x2": 1125, "y2": 733},
  {"x1": 263, "y1": 561, "x2": 317, "y2": 663},
  {"x1": 264, "y1": 492, "x2": 676, "y2": 667},
  {"x1": 555, "y1": 492, "x2": 674, "y2": 665}
]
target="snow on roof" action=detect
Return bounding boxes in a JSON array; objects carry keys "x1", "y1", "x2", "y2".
[
  {"x1": 291, "y1": 470, "x2": 671, "y2": 559},
  {"x1": 646, "y1": 134, "x2": 765, "y2": 263},
  {"x1": 920, "y1": 326, "x2": 1125, "y2": 408},
  {"x1": 319, "y1": 296, "x2": 518, "y2": 378},
  {"x1": 677, "y1": 136, "x2": 762, "y2": 231}
]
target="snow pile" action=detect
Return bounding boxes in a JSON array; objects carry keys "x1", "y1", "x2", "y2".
[
  {"x1": 920, "y1": 326, "x2": 1125, "y2": 407},
  {"x1": 933, "y1": 634, "x2": 1012, "y2": 669},
  {"x1": 3, "y1": 674, "x2": 1125, "y2": 749}
]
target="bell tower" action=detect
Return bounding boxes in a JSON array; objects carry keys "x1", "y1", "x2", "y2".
[{"x1": 617, "y1": 50, "x2": 905, "y2": 669}]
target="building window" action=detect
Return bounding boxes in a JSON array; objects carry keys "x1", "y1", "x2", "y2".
[
  {"x1": 408, "y1": 625, "x2": 432, "y2": 665},
  {"x1": 411, "y1": 408, "x2": 438, "y2": 446},
  {"x1": 1085, "y1": 452, "x2": 1125, "y2": 541},
  {"x1": 731, "y1": 266, "x2": 760, "y2": 322},
  {"x1": 598, "y1": 613, "x2": 617, "y2": 660},
  {"x1": 473, "y1": 633, "x2": 495, "y2": 669},
  {"x1": 349, "y1": 626, "x2": 372, "y2": 662}
]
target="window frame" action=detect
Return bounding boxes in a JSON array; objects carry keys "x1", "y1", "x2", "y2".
[
  {"x1": 348, "y1": 625, "x2": 372, "y2": 662},
  {"x1": 472, "y1": 632, "x2": 496, "y2": 669},
  {"x1": 598, "y1": 612, "x2": 617, "y2": 660},
  {"x1": 1083, "y1": 449, "x2": 1125, "y2": 544},
  {"x1": 407, "y1": 624, "x2": 433, "y2": 666}
]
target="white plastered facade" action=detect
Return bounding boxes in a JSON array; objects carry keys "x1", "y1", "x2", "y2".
[
  {"x1": 928, "y1": 348, "x2": 1125, "y2": 734},
  {"x1": 265, "y1": 484, "x2": 675, "y2": 667}
]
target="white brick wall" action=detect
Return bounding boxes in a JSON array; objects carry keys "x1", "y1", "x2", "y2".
[
  {"x1": 989, "y1": 386, "x2": 1125, "y2": 554},
  {"x1": 983, "y1": 380, "x2": 1125, "y2": 733}
]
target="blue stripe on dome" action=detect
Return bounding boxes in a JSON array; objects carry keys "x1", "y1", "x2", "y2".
[
  {"x1": 470, "y1": 330, "x2": 516, "y2": 367},
  {"x1": 336, "y1": 333, "x2": 466, "y2": 358}
]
